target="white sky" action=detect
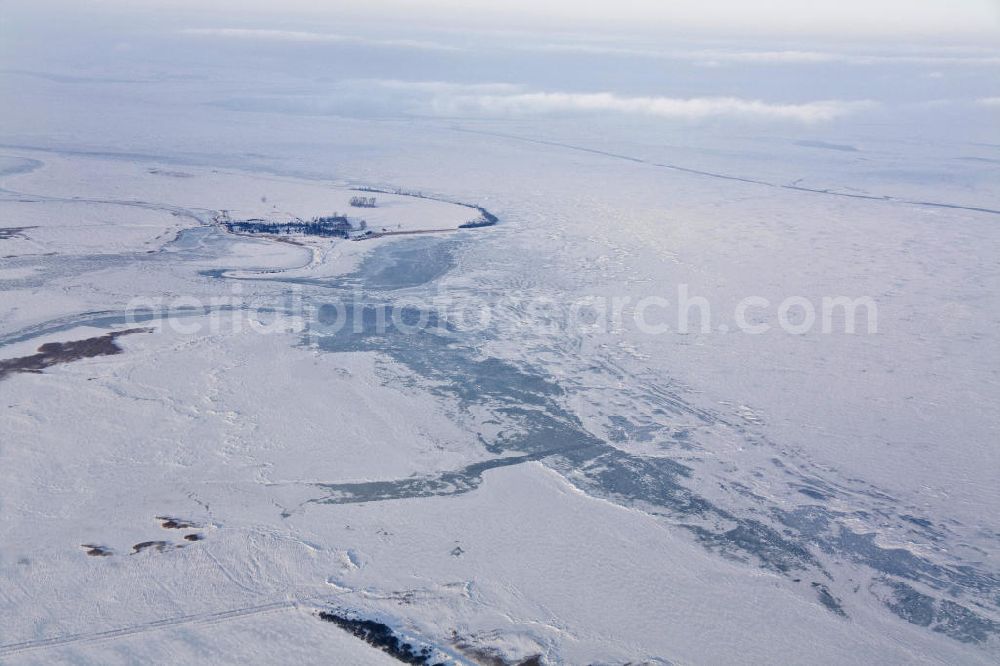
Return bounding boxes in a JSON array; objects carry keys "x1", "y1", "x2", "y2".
[
  {"x1": 47, "y1": 0, "x2": 1000, "y2": 36},
  {"x1": 384, "y1": 0, "x2": 1000, "y2": 35}
]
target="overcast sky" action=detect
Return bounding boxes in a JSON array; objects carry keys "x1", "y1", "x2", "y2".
[{"x1": 19, "y1": 0, "x2": 1000, "y2": 37}]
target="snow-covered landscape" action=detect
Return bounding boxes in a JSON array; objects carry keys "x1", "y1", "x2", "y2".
[{"x1": 1, "y1": 1, "x2": 998, "y2": 663}]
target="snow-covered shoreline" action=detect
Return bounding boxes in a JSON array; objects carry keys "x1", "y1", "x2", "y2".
[{"x1": 1, "y1": 113, "x2": 998, "y2": 663}]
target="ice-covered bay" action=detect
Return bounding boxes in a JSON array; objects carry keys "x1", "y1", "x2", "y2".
[{"x1": 1, "y1": 24, "x2": 999, "y2": 661}]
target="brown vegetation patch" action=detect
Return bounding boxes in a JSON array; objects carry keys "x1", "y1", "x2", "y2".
[
  {"x1": 157, "y1": 516, "x2": 198, "y2": 530},
  {"x1": 81, "y1": 544, "x2": 113, "y2": 557},
  {"x1": 0, "y1": 328, "x2": 150, "y2": 382},
  {"x1": 131, "y1": 541, "x2": 171, "y2": 554}
]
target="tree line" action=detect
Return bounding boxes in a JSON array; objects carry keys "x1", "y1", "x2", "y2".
[{"x1": 225, "y1": 214, "x2": 366, "y2": 238}]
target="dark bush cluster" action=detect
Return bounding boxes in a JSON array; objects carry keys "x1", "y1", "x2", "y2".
[
  {"x1": 317, "y1": 611, "x2": 443, "y2": 665},
  {"x1": 225, "y1": 215, "x2": 363, "y2": 238}
]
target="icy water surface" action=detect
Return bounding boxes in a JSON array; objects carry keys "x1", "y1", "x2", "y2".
[
  {"x1": 1, "y1": 223, "x2": 996, "y2": 645},
  {"x1": 291, "y1": 234, "x2": 999, "y2": 644}
]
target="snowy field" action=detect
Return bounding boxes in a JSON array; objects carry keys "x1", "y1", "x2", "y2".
[{"x1": 1, "y1": 5, "x2": 999, "y2": 664}]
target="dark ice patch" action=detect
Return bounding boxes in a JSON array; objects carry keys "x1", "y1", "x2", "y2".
[
  {"x1": 811, "y1": 582, "x2": 847, "y2": 617},
  {"x1": 881, "y1": 580, "x2": 999, "y2": 644}
]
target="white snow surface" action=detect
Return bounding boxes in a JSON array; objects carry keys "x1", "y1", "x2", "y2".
[{"x1": 1, "y1": 21, "x2": 999, "y2": 665}]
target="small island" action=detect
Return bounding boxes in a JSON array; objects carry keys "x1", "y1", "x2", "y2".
[
  {"x1": 215, "y1": 191, "x2": 498, "y2": 243},
  {"x1": 220, "y1": 214, "x2": 364, "y2": 239}
]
